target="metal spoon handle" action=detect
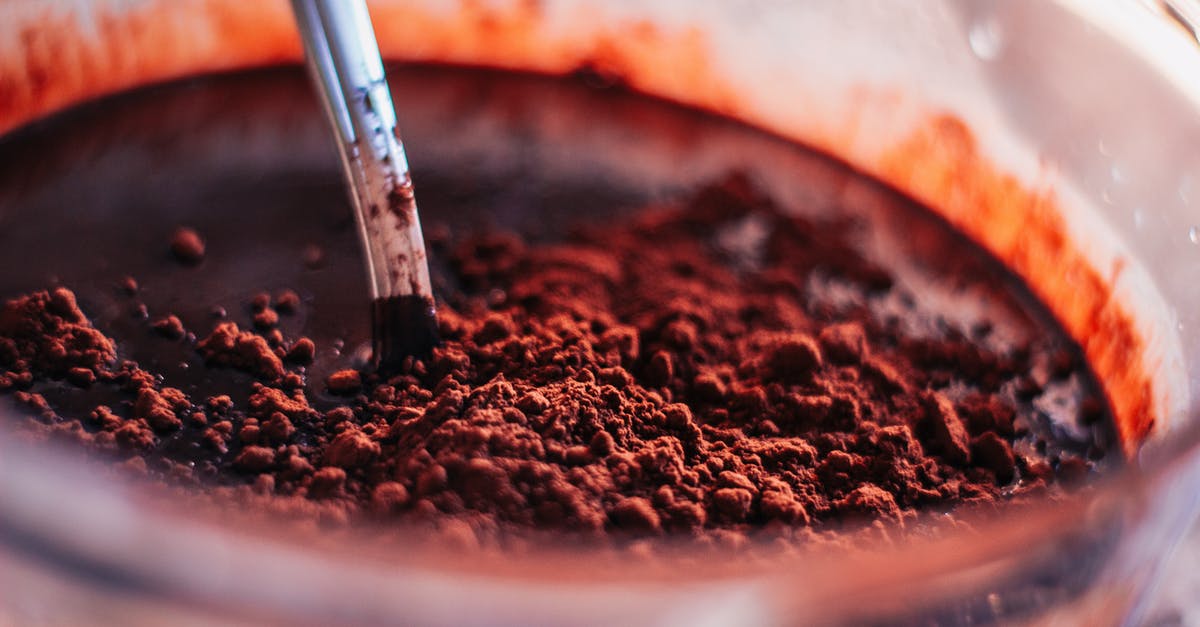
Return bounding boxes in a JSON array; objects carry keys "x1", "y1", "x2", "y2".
[{"x1": 292, "y1": 0, "x2": 438, "y2": 363}]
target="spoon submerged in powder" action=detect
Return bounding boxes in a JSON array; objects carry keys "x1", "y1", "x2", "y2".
[{"x1": 291, "y1": 0, "x2": 439, "y2": 369}]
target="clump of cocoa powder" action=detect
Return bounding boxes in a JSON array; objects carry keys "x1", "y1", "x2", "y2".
[
  {"x1": 197, "y1": 322, "x2": 284, "y2": 381},
  {"x1": 0, "y1": 176, "x2": 1111, "y2": 549},
  {"x1": 0, "y1": 288, "x2": 115, "y2": 386},
  {"x1": 0, "y1": 288, "x2": 196, "y2": 454},
  {"x1": 169, "y1": 227, "x2": 206, "y2": 265}
]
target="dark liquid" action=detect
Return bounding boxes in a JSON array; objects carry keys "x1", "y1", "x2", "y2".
[{"x1": 0, "y1": 66, "x2": 1116, "y2": 479}]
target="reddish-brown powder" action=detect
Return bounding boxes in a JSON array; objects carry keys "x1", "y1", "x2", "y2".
[
  {"x1": 0, "y1": 175, "x2": 1109, "y2": 547},
  {"x1": 169, "y1": 227, "x2": 206, "y2": 265}
]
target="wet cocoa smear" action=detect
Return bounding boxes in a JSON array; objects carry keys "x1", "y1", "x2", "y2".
[
  {"x1": 0, "y1": 67, "x2": 1116, "y2": 547},
  {"x1": 371, "y1": 294, "x2": 439, "y2": 369}
]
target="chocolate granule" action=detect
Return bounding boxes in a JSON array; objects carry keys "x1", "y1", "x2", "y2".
[
  {"x1": 302, "y1": 244, "x2": 326, "y2": 269},
  {"x1": 326, "y1": 369, "x2": 362, "y2": 395},
  {"x1": 118, "y1": 276, "x2": 139, "y2": 295},
  {"x1": 275, "y1": 289, "x2": 301, "y2": 314},
  {"x1": 169, "y1": 227, "x2": 206, "y2": 265},
  {"x1": 252, "y1": 308, "x2": 280, "y2": 330},
  {"x1": 151, "y1": 315, "x2": 186, "y2": 340},
  {"x1": 286, "y1": 337, "x2": 317, "y2": 364},
  {"x1": 0, "y1": 176, "x2": 1111, "y2": 547}
]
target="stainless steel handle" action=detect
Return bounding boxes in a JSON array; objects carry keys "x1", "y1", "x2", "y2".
[{"x1": 291, "y1": 0, "x2": 433, "y2": 305}]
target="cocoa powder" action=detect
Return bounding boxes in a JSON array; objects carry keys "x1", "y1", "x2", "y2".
[
  {"x1": 0, "y1": 175, "x2": 1113, "y2": 548},
  {"x1": 169, "y1": 227, "x2": 206, "y2": 265}
]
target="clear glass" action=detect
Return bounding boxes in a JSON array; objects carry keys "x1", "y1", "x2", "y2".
[{"x1": 1, "y1": 0, "x2": 1199, "y2": 624}]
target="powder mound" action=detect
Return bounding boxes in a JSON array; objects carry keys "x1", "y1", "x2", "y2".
[
  {"x1": 308, "y1": 174, "x2": 1106, "y2": 541},
  {"x1": 0, "y1": 288, "x2": 116, "y2": 386},
  {"x1": 133, "y1": 387, "x2": 184, "y2": 432},
  {"x1": 0, "y1": 175, "x2": 1111, "y2": 548},
  {"x1": 0, "y1": 288, "x2": 215, "y2": 452},
  {"x1": 197, "y1": 321, "x2": 284, "y2": 380},
  {"x1": 324, "y1": 429, "x2": 380, "y2": 468},
  {"x1": 152, "y1": 315, "x2": 186, "y2": 340},
  {"x1": 760, "y1": 332, "x2": 823, "y2": 382}
]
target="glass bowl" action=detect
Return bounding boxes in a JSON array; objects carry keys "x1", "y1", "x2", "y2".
[{"x1": 1, "y1": 0, "x2": 1199, "y2": 624}]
